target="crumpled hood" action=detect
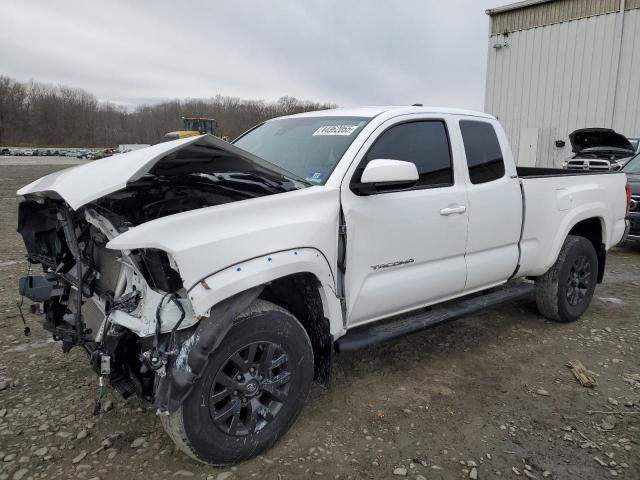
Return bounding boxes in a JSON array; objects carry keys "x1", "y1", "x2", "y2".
[
  {"x1": 17, "y1": 134, "x2": 300, "y2": 210},
  {"x1": 569, "y1": 128, "x2": 635, "y2": 154}
]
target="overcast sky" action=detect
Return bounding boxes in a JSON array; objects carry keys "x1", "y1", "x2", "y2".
[{"x1": 0, "y1": 0, "x2": 506, "y2": 110}]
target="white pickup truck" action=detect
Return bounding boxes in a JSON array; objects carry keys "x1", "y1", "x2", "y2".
[{"x1": 16, "y1": 106, "x2": 630, "y2": 464}]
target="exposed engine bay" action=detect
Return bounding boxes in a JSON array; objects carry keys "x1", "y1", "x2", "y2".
[{"x1": 17, "y1": 152, "x2": 299, "y2": 411}]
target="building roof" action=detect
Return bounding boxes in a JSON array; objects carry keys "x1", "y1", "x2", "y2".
[
  {"x1": 486, "y1": 0, "x2": 553, "y2": 16},
  {"x1": 486, "y1": 0, "x2": 638, "y2": 34}
]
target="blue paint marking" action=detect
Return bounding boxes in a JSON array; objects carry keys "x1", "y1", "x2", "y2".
[
  {"x1": 268, "y1": 257, "x2": 272, "y2": 262},
  {"x1": 236, "y1": 267, "x2": 242, "y2": 272}
]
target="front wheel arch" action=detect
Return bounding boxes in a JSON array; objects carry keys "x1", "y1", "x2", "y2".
[{"x1": 161, "y1": 299, "x2": 314, "y2": 465}]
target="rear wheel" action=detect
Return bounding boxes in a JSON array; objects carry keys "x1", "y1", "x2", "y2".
[
  {"x1": 535, "y1": 235, "x2": 598, "y2": 322},
  {"x1": 161, "y1": 300, "x2": 313, "y2": 465}
]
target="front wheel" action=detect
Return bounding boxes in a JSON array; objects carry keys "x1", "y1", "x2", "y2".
[
  {"x1": 535, "y1": 235, "x2": 598, "y2": 322},
  {"x1": 161, "y1": 300, "x2": 314, "y2": 465}
]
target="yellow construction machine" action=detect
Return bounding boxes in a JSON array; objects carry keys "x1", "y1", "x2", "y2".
[{"x1": 161, "y1": 117, "x2": 217, "y2": 142}]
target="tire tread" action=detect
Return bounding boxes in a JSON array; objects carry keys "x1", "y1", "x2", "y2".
[{"x1": 535, "y1": 235, "x2": 595, "y2": 322}]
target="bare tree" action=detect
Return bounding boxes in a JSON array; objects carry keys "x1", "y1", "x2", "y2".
[{"x1": 0, "y1": 76, "x2": 337, "y2": 147}]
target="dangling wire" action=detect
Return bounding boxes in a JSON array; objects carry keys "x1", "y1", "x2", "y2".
[
  {"x1": 167, "y1": 294, "x2": 186, "y2": 354},
  {"x1": 16, "y1": 263, "x2": 32, "y2": 337}
]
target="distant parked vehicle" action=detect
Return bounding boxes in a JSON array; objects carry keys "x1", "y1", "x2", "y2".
[
  {"x1": 563, "y1": 128, "x2": 636, "y2": 171},
  {"x1": 118, "y1": 144, "x2": 150, "y2": 153},
  {"x1": 89, "y1": 148, "x2": 117, "y2": 160},
  {"x1": 622, "y1": 153, "x2": 640, "y2": 243},
  {"x1": 1, "y1": 148, "x2": 10, "y2": 156},
  {"x1": 23, "y1": 149, "x2": 33, "y2": 156}
]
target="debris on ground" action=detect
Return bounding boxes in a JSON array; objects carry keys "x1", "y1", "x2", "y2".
[{"x1": 567, "y1": 360, "x2": 596, "y2": 388}]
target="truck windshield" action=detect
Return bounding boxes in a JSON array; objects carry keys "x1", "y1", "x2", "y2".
[{"x1": 234, "y1": 116, "x2": 369, "y2": 185}]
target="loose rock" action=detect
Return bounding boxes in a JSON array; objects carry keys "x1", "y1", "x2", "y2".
[
  {"x1": 72, "y1": 450, "x2": 87, "y2": 464},
  {"x1": 33, "y1": 447, "x2": 47, "y2": 457},
  {"x1": 12, "y1": 469, "x2": 28, "y2": 480},
  {"x1": 131, "y1": 437, "x2": 146, "y2": 448}
]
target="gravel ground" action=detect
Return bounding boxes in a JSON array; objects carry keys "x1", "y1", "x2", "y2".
[{"x1": 0, "y1": 160, "x2": 639, "y2": 480}]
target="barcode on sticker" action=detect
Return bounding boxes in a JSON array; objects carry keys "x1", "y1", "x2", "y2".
[{"x1": 313, "y1": 125, "x2": 358, "y2": 136}]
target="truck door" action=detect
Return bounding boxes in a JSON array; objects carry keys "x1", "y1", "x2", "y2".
[
  {"x1": 340, "y1": 116, "x2": 468, "y2": 327},
  {"x1": 457, "y1": 119, "x2": 522, "y2": 291}
]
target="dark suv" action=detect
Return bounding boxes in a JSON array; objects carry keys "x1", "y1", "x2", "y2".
[{"x1": 622, "y1": 153, "x2": 640, "y2": 242}]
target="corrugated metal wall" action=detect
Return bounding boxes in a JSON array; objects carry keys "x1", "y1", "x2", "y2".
[{"x1": 485, "y1": 7, "x2": 640, "y2": 167}]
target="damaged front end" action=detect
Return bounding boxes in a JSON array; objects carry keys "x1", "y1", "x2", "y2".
[
  {"x1": 16, "y1": 135, "x2": 303, "y2": 413},
  {"x1": 17, "y1": 198, "x2": 199, "y2": 408}
]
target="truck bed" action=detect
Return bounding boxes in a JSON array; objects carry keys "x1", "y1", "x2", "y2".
[{"x1": 515, "y1": 169, "x2": 628, "y2": 278}]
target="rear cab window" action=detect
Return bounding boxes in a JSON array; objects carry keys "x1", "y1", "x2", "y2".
[
  {"x1": 351, "y1": 120, "x2": 454, "y2": 192},
  {"x1": 459, "y1": 120, "x2": 506, "y2": 184}
]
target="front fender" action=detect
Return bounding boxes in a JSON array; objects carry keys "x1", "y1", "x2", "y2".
[{"x1": 187, "y1": 248, "x2": 342, "y2": 333}]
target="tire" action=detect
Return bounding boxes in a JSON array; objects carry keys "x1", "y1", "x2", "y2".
[
  {"x1": 535, "y1": 235, "x2": 598, "y2": 322},
  {"x1": 161, "y1": 299, "x2": 314, "y2": 465}
]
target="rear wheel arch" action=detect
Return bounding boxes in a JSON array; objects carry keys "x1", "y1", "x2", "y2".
[
  {"x1": 535, "y1": 234, "x2": 598, "y2": 322},
  {"x1": 567, "y1": 217, "x2": 606, "y2": 282}
]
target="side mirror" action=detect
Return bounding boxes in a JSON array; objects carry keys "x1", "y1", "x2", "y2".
[{"x1": 352, "y1": 159, "x2": 419, "y2": 195}]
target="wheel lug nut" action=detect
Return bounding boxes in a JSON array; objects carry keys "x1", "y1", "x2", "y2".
[
  {"x1": 233, "y1": 390, "x2": 238, "y2": 396},
  {"x1": 236, "y1": 375, "x2": 243, "y2": 381}
]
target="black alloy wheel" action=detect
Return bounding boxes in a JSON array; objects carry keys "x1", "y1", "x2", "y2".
[
  {"x1": 210, "y1": 341, "x2": 291, "y2": 436},
  {"x1": 565, "y1": 255, "x2": 592, "y2": 306}
]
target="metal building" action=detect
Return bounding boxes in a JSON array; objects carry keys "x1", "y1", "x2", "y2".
[{"x1": 485, "y1": 0, "x2": 640, "y2": 167}]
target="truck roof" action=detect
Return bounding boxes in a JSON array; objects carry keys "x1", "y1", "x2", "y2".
[{"x1": 280, "y1": 106, "x2": 496, "y2": 120}]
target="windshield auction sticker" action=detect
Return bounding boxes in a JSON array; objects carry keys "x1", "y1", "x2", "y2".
[{"x1": 313, "y1": 125, "x2": 359, "y2": 136}]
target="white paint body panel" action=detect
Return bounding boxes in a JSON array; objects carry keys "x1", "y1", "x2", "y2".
[
  {"x1": 340, "y1": 113, "x2": 470, "y2": 326},
  {"x1": 517, "y1": 173, "x2": 628, "y2": 276},
  {"x1": 454, "y1": 117, "x2": 523, "y2": 291},
  {"x1": 360, "y1": 159, "x2": 419, "y2": 184}
]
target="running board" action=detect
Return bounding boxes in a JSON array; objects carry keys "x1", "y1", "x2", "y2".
[{"x1": 334, "y1": 282, "x2": 535, "y2": 353}]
